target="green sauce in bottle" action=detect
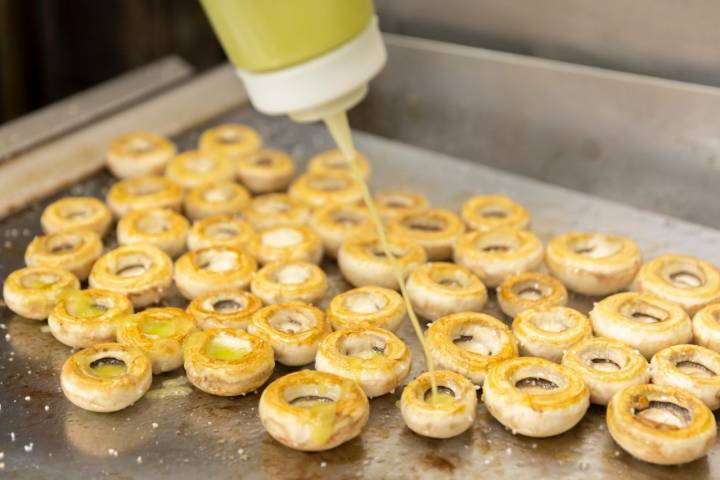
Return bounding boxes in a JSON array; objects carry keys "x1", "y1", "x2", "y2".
[{"x1": 200, "y1": 0, "x2": 374, "y2": 72}]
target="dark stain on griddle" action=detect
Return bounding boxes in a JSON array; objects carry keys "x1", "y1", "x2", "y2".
[{"x1": 420, "y1": 452, "x2": 457, "y2": 472}]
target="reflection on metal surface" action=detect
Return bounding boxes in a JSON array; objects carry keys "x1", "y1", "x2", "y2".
[
  {"x1": 376, "y1": 0, "x2": 720, "y2": 87},
  {"x1": 1, "y1": 108, "x2": 719, "y2": 478},
  {"x1": 64, "y1": 406, "x2": 152, "y2": 457},
  {"x1": 352, "y1": 35, "x2": 720, "y2": 229}
]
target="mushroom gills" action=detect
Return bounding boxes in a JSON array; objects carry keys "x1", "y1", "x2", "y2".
[
  {"x1": 515, "y1": 376, "x2": 559, "y2": 395},
  {"x1": 676, "y1": 360, "x2": 717, "y2": 377},
  {"x1": 517, "y1": 286, "x2": 544, "y2": 301},
  {"x1": 452, "y1": 334, "x2": 493, "y2": 355},
  {"x1": 342, "y1": 336, "x2": 387, "y2": 360},
  {"x1": 590, "y1": 357, "x2": 622, "y2": 372},
  {"x1": 344, "y1": 292, "x2": 386, "y2": 314},
  {"x1": 50, "y1": 243, "x2": 76, "y2": 253},
  {"x1": 479, "y1": 208, "x2": 507, "y2": 219},
  {"x1": 212, "y1": 299, "x2": 243, "y2": 312},
  {"x1": 211, "y1": 227, "x2": 239, "y2": 239},
  {"x1": 369, "y1": 246, "x2": 406, "y2": 260},
  {"x1": 424, "y1": 386, "x2": 456, "y2": 405},
  {"x1": 635, "y1": 400, "x2": 691, "y2": 429},
  {"x1": 669, "y1": 271, "x2": 703, "y2": 288},
  {"x1": 437, "y1": 277, "x2": 463, "y2": 288},
  {"x1": 406, "y1": 219, "x2": 444, "y2": 232},
  {"x1": 65, "y1": 209, "x2": 91, "y2": 219},
  {"x1": 269, "y1": 311, "x2": 313, "y2": 334},
  {"x1": 631, "y1": 312, "x2": 663, "y2": 324},
  {"x1": 333, "y1": 215, "x2": 360, "y2": 227},
  {"x1": 117, "y1": 264, "x2": 148, "y2": 277},
  {"x1": 289, "y1": 395, "x2": 335, "y2": 407}
]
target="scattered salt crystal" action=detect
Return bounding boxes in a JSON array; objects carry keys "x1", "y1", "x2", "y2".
[
  {"x1": 0, "y1": 462, "x2": 4, "y2": 470},
  {"x1": 484, "y1": 459, "x2": 491, "y2": 465},
  {"x1": 137, "y1": 456, "x2": 143, "y2": 464},
  {"x1": 9, "y1": 432, "x2": 15, "y2": 442},
  {"x1": 0, "y1": 452, "x2": 4, "y2": 459},
  {"x1": 24, "y1": 396, "x2": 30, "y2": 402},
  {"x1": 44, "y1": 405, "x2": 50, "y2": 412},
  {"x1": 320, "y1": 462, "x2": 327, "y2": 468},
  {"x1": 152, "y1": 422, "x2": 158, "y2": 429},
  {"x1": 24, "y1": 443, "x2": 33, "y2": 452},
  {"x1": 531, "y1": 443, "x2": 538, "y2": 449},
  {"x1": 506, "y1": 448, "x2": 512, "y2": 455},
  {"x1": 5, "y1": 334, "x2": 11, "y2": 341},
  {"x1": 237, "y1": 448, "x2": 244, "y2": 455},
  {"x1": 108, "y1": 448, "x2": 118, "y2": 457}
]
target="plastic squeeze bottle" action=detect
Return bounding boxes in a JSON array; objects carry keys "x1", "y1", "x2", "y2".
[
  {"x1": 200, "y1": 0, "x2": 386, "y2": 122},
  {"x1": 200, "y1": 0, "x2": 439, "y2": 397}
]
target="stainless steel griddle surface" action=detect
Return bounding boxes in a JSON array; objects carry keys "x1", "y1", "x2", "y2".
[{"x1": 1, "y1": 107, "x2": 719, "y2": 480}]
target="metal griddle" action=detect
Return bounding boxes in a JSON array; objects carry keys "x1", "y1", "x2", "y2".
[{"x1": 1, "y1": 105, "x2": 719, "y2": 480}]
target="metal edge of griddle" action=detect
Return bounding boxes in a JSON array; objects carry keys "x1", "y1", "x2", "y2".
[
  {"x1": 0, "y1": 63, "x2": 249, "y2": 220},
  {"x1": 0, "y1": 56, "x2": 194, "y2": 164}
]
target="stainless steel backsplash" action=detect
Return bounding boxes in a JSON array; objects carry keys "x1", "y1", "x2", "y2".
[{"x1": 376, "y1": 0, "x2": 720, "y2": 88}]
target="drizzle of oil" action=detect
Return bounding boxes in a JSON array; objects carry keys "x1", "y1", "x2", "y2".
[
  {"x1": 25, "y1": 279, "x2": 54, "y2": 290},
  {"x1": 146, "y1": 376, "x2": 192, "y2": 399},
  {"x1": 92, "y1": 364, "x2": 127, "y2": 378},
  {"x1": 142, "y1": 319, "x2": 177, "y2": 338},
  {"x1": 323, "y1": 111, "x2": 438, "y2": 399},
  {"x1": 62, "y1": 290, "x2": 107, "y2": 319},
  {"x1": 89, "y1": 358, "x2": 127, "y2": 378},
  {"x1": 427, "y1": 393, "x2": 455, "y2": 406},
  {"x1": 204, "y1": 341, "x2": 249, "y2": 361},
  {"x1": 310, "y1": 401, "x2": 337, "y2": 445}
]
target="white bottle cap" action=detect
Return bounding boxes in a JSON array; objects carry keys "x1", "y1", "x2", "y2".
[{"x1": 236, "y1": 16, "x2": 386, "y2": 122}]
